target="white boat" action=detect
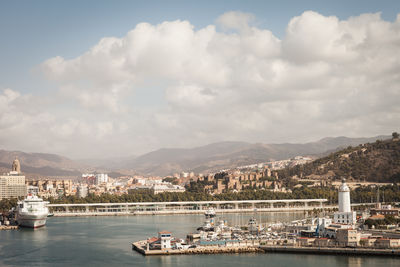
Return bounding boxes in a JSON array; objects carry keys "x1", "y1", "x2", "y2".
[
  {"x1": 197, "y1": 219, "x2": 214, "y2": 231},
  {"x1": 204, "y1": 208, "x2": 216, "y2": 218},
  {"x1": 248, "y1": 217, "x2": 264, "y2": 234},
  {"x1": 16, "y1": 194, "x2": 49, "y2": 228}
]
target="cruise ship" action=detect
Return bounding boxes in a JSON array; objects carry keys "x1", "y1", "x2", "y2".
[{"x1": 16, "y1": 194, "x2": 49, "y2": 228}]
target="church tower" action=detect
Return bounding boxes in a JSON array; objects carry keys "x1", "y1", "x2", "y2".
[{"x1": 12, "y1": 157, "x2": 21, "y2": 174}]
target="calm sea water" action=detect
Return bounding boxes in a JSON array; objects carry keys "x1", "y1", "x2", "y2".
[{"x1": 1, "y1": 212, "x2": 399, "y2": 267}]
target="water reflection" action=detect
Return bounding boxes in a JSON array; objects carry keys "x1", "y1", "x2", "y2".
[{"x1": 0, "y1": 213, "x2": 399, "y2": 267}]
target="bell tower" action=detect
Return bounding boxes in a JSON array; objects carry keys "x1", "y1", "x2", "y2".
[{"x1": 12, "y1": 157, "x2": 21, "y2": 174}]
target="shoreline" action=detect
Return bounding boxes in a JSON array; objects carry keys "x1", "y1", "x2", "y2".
[
  {"x1": 260, "y1": 246, "x2": 400, "y2": 257},
  {"x1": 51, "y1": 207, "x2": 319, "y2": 217},
  {"x1": 132, "y1": 240, "x2": 263, "y2": 255},
  {"x1": 132, "y1": 240, "x2": 400, "y2": 257}
]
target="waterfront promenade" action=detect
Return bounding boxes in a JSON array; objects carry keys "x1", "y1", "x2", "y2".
[{"x1": 48, "y1": 199, "x2": 329, "y2": 216}]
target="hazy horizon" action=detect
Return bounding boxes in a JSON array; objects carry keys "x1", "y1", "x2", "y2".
[{"x1": 1, "y1": 1, "x2": 399, "y2": 159}]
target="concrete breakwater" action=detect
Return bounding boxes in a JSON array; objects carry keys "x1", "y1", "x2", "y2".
[
  {"x1": 261, "y1": 246, "x2": 400, "y2": 257},
  {"x1": 132, "y1": 241, "x2": 262, "y2": 256},
  {"x1": 132, "y1": 240, "x2": 400, "y2": 257}
]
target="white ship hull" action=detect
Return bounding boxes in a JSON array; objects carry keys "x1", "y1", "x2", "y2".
[
  {"x1": 17, "y1": 212, "x2": 48, "y2": 228},
  {"x1": 16, "y1": 195, "x2": 49, "y2": 228}
]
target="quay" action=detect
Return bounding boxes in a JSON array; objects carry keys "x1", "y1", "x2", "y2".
[
  {"x1": 132, "y1": 241, "x2": 400, "y2": 257},
  {"x1": 260, "y1": 246, "x2": 400, "y2": 257},
  {"x1": 132, "y1": 240, "x2": 262, "y2": 255},
  {"x1": 48, "y1": 199, "x2": 328, "y2": 216}
]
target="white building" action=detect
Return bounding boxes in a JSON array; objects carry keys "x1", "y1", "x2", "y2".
[
  {"x1": 151, "y1": 184, "x2": 186, "y2": 194},
  {"x1": 0, "y1": 159, "x2": 26, "y2": 200},
  {"x1": 334, "y1": 179, "x2": 356, "y2": 224},
  {"x1": 159, "y1": 231, "x2": 172, "y2": 249},
  {"x1": 134, "y1": 178, "x2": 147, "y2": 185},
  {"x1": 145, "y1": 179, "x2": 163, "y2": 185},
  {"x1": 95, "y1": 173, "x2": 108, "y2": 185},
  {"x1": 77, "y1": 185, "x2": 88, "y2": 198}
]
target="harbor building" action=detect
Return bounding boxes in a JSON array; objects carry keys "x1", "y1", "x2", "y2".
[
  {"x1": 159, "y1": 231, "x2": 172, "y2": 249},
  {"x1": 333, "y1": 179, "x2": 356, "y2": 224},
  {"x1": 336, "y1": 228, "x2": 361, "y2": 247},
  {"x1": 0, "y1": 158, "x2": 27, "y2": 200}
]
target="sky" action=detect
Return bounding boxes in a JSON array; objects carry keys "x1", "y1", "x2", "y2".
[{"x1": 0, "y1": 0, "x2": 399, "y2": 159}]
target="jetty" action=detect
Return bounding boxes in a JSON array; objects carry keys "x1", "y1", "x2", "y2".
[
  {"x1": 260, "y1": 246, "x2": 400, "y2": 257},
  {"x1": 132, "y1": 240, "x2": 400, "y2": 257},
  {"x1": 132, "y1": 240, "x2": 262, "y2": 255}
]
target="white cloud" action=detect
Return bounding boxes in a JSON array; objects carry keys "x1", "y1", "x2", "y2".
[
  {"x1": 6, "y1": 10, "x2": 399, "y2": 157},
  {"x1": 216, "y1": 11, "x2": 255, "y2": 32}
]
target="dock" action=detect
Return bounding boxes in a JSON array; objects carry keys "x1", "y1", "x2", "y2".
[
  {"x1": 132, "y1": 241, "x2": 400, "y2": 257},
  {"x1": 260, "y1": 246, "x2": 400, "y2": 257},
  {"x1": 132, "y1": 240, "x2": 262, "y2": 255}
]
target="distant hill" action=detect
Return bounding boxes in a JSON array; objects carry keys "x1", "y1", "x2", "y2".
[
  {"x1": 0, "y1": 150, "x2": 89, "y2": 178},
  {"x1": 115, "y1": 135, "x2": 390, "y2": 176},
  {"x1": 1, "y1": 135, "x2": 391, "y2": 178},
  {"x1": 278, "y1": 138, "x2": 400, "y2": 183}
]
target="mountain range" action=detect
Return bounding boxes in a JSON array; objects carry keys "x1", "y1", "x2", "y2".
[{"x1": 1, "y1": 135, "x2": 389, "y2": 178}]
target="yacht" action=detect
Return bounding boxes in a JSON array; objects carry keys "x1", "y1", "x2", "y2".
[
  {"x1": 16, "y1": 194, "x2": 49, "y2": 228},
  {"x1": 197, "y1": 219, "x2": 214, "y2": 231},
  {"x1": 204, "y1": 207, "x2": 216, "y2": 218},
  {"x1": 248, "y1": 217, "x2": 264, "y2": 234}
]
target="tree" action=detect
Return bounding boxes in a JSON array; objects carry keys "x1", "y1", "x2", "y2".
[{"x1": 392, "y1": 132, "x2": 399, "y2": 139}]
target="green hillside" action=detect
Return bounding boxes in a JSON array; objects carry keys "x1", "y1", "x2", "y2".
[{"x1": 278, "y1": 134, "x2": 400, "y2": 183}]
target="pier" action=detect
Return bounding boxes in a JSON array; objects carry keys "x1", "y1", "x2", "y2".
[
  {"x1": 132, "y1": 240, "x2": 262, "y2": 255},
  {"x1": 260, "y1": 246, "x2": 400, "y2": 257},
  {"x1": 48, "y1": 199, "x2": 328, "y2": 216},
  {"x1": 132, "y1": 241, "x2": 400, "y2": 257}
]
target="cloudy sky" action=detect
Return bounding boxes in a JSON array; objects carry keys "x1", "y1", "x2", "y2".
[{"x1": 0, "y1": 0, "x2": 399, "y2": 159}]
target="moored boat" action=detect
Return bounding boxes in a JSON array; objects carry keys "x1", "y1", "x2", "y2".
[
  {"x1": 16, "y1": 194, "x2": 49, "y2": 228},
  {"x1": 204, "y1": 207, "x2": 216, "y2": 218}
]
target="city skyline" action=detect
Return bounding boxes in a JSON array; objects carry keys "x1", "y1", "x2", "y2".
[{"x1": 1, "y1": 1, "x2": 399, "y2": 158}]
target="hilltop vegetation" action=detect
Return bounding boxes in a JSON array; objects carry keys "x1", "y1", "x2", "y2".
[{"x1": 278, "y1": 136, "x2": 400, "y2": 183}]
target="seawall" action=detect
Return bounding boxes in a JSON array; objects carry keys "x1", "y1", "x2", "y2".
[{"x1": 260, "y1": 246, "x2": 400, "y2": 257}]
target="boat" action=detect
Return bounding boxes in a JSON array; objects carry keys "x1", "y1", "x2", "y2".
[
  {"x1": 248, "y1": 217, "x2": 264, "y2": 234},
  {"x1": 16, "y1": 194, "x2": 49, "y2": 228},
  {"x1": 197, "y1": 219, "x2": 214, "y2": 231},
  {"x1": 204, "y1": 208, "x2": 216, "y2": 218}
]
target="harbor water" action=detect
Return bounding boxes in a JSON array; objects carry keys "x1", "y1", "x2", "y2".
[{"x1": 1, "y1": 212, "x2": 399, "y2": 267}]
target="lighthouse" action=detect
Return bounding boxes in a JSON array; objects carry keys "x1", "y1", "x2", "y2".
[
  {"x1": 338, "y1": 179, "x2": 351, "y2": 212},
  {"x1": 334, "y1": 179, "x2": 356, "y2": 225}
]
